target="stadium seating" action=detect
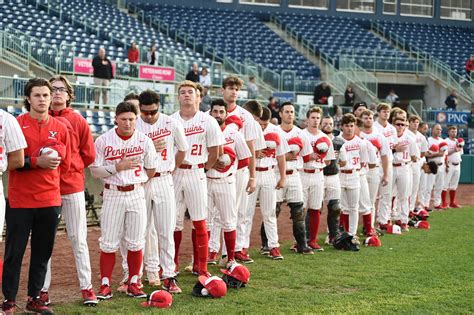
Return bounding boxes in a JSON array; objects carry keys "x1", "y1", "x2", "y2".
[
  {"x1": 275, "y1": 13, "x2": 420, "y2": 73},
  {"x1": 136, "y1": 4, "x2": 321, "y2": 82},
  {"x1": 376, "y1": 21, "x2": 474, "y2": 76}
]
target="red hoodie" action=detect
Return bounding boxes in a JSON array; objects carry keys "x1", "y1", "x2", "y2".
[
  {"x1": 8, "y1": 114, "x2": 71, "y2": 208},
  {"x1": 50, "y1": 107, "x2": 96, "y2": 194}
]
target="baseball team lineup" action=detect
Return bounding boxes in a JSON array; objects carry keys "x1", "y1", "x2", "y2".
[{"x1": 0, "y1": 75, "x2": 465, "y2": 313}]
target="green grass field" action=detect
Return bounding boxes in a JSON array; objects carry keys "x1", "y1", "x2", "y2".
[{"x1": 54, "y1": 207, "x2": 474, "y2": 314}]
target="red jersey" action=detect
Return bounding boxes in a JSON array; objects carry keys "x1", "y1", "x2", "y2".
[
  {"x1": 50, "y1": 108, "x2": 95, "y2": 194},
  {"x1": 8, "y1": 114, "x2": 71, "y2": 208}
]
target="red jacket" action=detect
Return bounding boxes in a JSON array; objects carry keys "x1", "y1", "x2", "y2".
[
  {"x1": 128, "y1": 48, "x2": 139, "y2": 63},
  {"x1": 8, "y1": 114, "x2": 71, "y2": 208},
  {"x1": 466, "y1": 59, "x2": 474, "y2": 72},
  {"x1": 50, "y1": 108, "x2": 95, "y2": 194}
]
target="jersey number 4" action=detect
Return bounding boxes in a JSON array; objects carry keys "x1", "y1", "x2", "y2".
[
  {"x1": 191, "y1": 144, "x2": 203, "y2": 156},
  {"x1": 161, "y1": 149, "x2": 168, "y2": 161}
]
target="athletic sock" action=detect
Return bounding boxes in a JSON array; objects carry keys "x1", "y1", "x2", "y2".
[
  {"x1": 191, "y1": 229, "x2": 199, "y2": 271},
  {"x1": 362, "y1": 213, "x2": 373, "y2": 236},
  {"x1": 193, "y1": 220, "x2": 209, "y2": 274},
  {"x1": 223, "y1": 230, "x2": 236, "y2": 261},
  {"x1": 127, "y1": 250, "x2": 143, "y2": 282},
  {"x1": 100, "y1": 251, "x2": 115, "y2": 282},
  {"x1": 339, "y1": 213, "x2": 349, "y2": 232},
  {"x1": 173, "y1": 230, "x2": 182, "y2": 269},
  {"x1": 308, "y1": 209, "x2": 321, "y2": 244}
]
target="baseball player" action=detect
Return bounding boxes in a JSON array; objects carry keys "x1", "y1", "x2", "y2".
[
  {"x1": 391, "y1": 117, "x2": 417, "y2": 230},
  {"x1": 90, "y1": 102, "x2": 157, "y2": 300},
  {"x1": 301, "y1": 107, "x2": 334, "y2": 251},
  {"x1": 359, "y1": 109, "x2": 390, "y2": 227},
  {"x1": 373, "y1": 103, "x2": 396, "y2": 230},
  {"x1": 417, "y1": 122, "x2": 431, "y2": 210},
  {"x1": 207, "y1": 99, "x2": 251, "y2": 267},
  {"x1": 135, "y1": 90, "x2": 188, "y2": 293},
  {"x1": 3, "y1": 78, "x2": 70, "y2": 314},
  {"x1": 246, "y1": 107, "x2": 288, "y2": 260},
  {"x1": 171, "y1": 80, "x2": 224, "y2": 277},
  {"x1": 221, "y1": 77, "x2": 265, "y2": 264},
  {"x1": 320, "y1": 116, "x2": 343, "y2": 245},
  {"x1": 424, "y1": 124, "x2": 447, "y2": 209},
  {"x1": 259, "y1": 102, "x2": 313, "y2": 254},
  {"x1": 443, "y1": 125, "x2": 463, "y2": 208},
  {"x1": 407, "y1": 116, "x2": 428, "y2": 212},
  {"x1": 337, "y1": 114, "x2": 368, "y2": 242},
  {"x1": 38, "y1": 76, "x2": 98, "y2": 307}
]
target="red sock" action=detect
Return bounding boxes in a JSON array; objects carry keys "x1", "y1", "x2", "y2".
[
  {"x1": 441, "y1": 190, "x2": 447, "y2": 206},
  {"x1": 340, "y1": 213, "x2": 349, "y2": 232},
  {"x1": 449, "y1": 190, "x2": 456, "y2": 204},
  {"x1": 173, "y1": 231, "x2": 182, "y2": 268},
  {"x1": 308, "y1": 209, "x2": 321, "y2": 244},
  {"x1": 223, "y1": 230, "x2": 236, "y2": 261},
  {"x1": 193, "y1": 220, "x2": 208, "y2": 274},
  {"x1": 362, "y1": 213, "x2": 373, "y2": 236},
  {"x1": 100, "y1": 251, "x2": 115, "y2": 281},
  {"x1": 127, "y1": 250, "x2": 143, "y2": 282},
  {"x1": 191, "y1": 229, "x2": 199, "y2": 271}
]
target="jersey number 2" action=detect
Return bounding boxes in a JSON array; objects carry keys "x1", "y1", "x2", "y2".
[{"x1": 134, "y1": 165, "x2": 142, "y2": 177}]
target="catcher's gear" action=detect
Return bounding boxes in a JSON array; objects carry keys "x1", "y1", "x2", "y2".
[
  {"x1": 333, "y1": 230, "x2": 360, "y2": 251},
  {"x1": 327, "y1": 199, "x2": 341, "y2": 240},
  {"x1": 221, "y1": 263, "x2": 250, "y2": 289},
  {"x1": 289, "y1": 202, "x2": 307, "y2": 250}
]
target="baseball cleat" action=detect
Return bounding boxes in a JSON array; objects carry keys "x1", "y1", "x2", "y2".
[
  {"x1": 81, "y1": 288, "x2": 98, "y2": 306},
  {"x1": 97, "y1": 285, "x2": 113, "y2": 300},
  {"x1": 26, "y1": 296, "x2": 53, "y2": 314},
  {"x1": 269, "y1": 247, "x2": 284, "y2": 260},
  {"x1": 39, "y1": 291, "x2": 50, "y2": 306},
  {"x1": 449, "y1": 203, "x2": 461, "y2": 208},
  {"x1": 2, "y1": 300, "x2": 17, "y2": 314},
  {"x1": 126, "y1": 283, "x2": 147, "y2": 299},
  {"x1": 116, "y1": 282, "x2": 128, "y2": 293},
  {"x1": 297, "y1": 246, "x2": 314, "y2": 255},
  {"x1": 146, "y1": 271, "x2": 161, "y2": 286},
  {"x1": 207, "y1": 252, "x2": 218, "y2": 265},
  {"x1": 400, "y1": 224, "x2": 410, "y2": 232},
  {"x1": 260, "y1": 246, "x2": 270, "y2": 255},
  {"x1": 162, "y1": 277, "x2": 182, "y2": 294},
  {"x1": 307, "y1": 241, "x2": 324, "y2": 252},
  {"x1": 235, "y1": 251, "x2": 254, "y2": 264}
]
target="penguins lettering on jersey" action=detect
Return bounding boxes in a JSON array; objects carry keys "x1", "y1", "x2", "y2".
[
  {"x1": 104, "y1": 145, "x2": 145, "y2": 160},
  {"x1": 147, "y1": 128, "x2": 172, "y2": 141}
]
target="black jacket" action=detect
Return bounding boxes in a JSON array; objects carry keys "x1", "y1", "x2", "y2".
[
  {"x1": 92, "y1": 56, "x2": 113, "y2": 80},
  {"x1": 313, "y1": 85, "x2": 331, "y2": 105},
  {"x1": 185, "y1": 70, "x2": 200, "y2": 83}
]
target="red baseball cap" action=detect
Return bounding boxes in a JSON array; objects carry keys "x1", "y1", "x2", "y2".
[
  {"x1": 220, "y1": 263, "x2": 250, "y2": 284},
  {"x1": 415, "y1": 221, "x2": 430, "y2": 229},
  {"x1": 198, "y1": 275, "x2": 227, "y2": 298},
  {"x1": 288, "y1": 137, "x2": 304, "y2": 153},
  {"x1": 364, "y1": 236, "x2": 382, "y2": 247},
  {"x1": 225, "y1": 115, "x2": 243, "y2": 131},
  {"x1": 429, "y1": 144, "x2": 439, "y2": 153},
  {"x1": 217, "y1": 146, "x2": 237, "y2": 173},
  {"x1": 369, "y1": 138, "x2": 382, "y2": 152},
  {"x1": 140, "y1": 290, "x2": 172, "y2": 308},
  {"x1": 314, "y1": 137, "x2": 331, "y2": 154}
]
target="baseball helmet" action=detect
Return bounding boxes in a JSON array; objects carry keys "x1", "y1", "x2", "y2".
[
  {"x1": 225, "y1": 115, "x2": 243, "y2": 131},
  {"x1": 457, "y1": 138, "x2": 465, "y2": 147},
  {"x1": 386, "y1": 224, "x2": 402, "y2": 235},
  {"x1": 217, "y1": 146, "x2": 236, "y2": 173},
  {"x1": 288, "y1": 137, "x2": 304, "y2": 154},
  {"x1": 333, "y1": 231, "x2": 360, "y2": 251},
  {"x1": 141, "y1": 290, "x2": 172, "y2": 308},
  {"x1": 192, "y1": 276, "x2": 227, "y2": 298},
  {"x1": 220, "y1": 263, "x2": 250, "y2": 288},
  {"x1": 415, "y1": 221, "x2": 430, "y2": 230},
  {"x1": 314, "y1": 137, "x2": 331, "y2": 156},
  {"x1": 428, "y1": 143, "x2": 439, "y2": 153},
  {"x1": 369, "y1": 138, "x2": 382, "y2": 152},
  {"x1": 438, "y1": 141, "x2": 448, "y2": 152},
  {"x1": 364, "y1": 235, "x2": 382, "y2": 247}
]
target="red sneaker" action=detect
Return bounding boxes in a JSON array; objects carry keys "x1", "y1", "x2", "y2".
[
  {"x1": 2, "y1": 300, "x2": 16, "y2": 314},
  {"x1": 81, "y1": 288, "x2": 98, "y2": 306},
  {"x1": 162, "y1": 277, "x2": 182, "y2": 294},
  {"x1": 97, "y1": 284, "x2": 113, "y2": 300},
  {"x1": 39, "y1": 291, "x2": 50, "y2": 306},
  {"x1": 207, "y1": 251, "x2": 218, "y2": 265},
  {"x1": 434, "y1": 205, "x2": 446, "y2": 210},
  {"x1": 449, "y1": 203, "x2": 461, "y2": 208},
  {"x1": 269, "y1": 247, "x2": 284, "y2": 260},
  {"x1": 127, "y1": 283, "x2": 147, "y2": 298},
  {"x1": 234, "y1": 251, "x2": 254, "y2": 264},
  {"x1": 26, "y1": 296, "x2": 53, "y2": 314},
  {"x1": 307, "y1": 241, "x2": 324, "y2": 252}
]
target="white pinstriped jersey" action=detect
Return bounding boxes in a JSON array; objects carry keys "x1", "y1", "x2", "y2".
[
  {"x1": 445, "y1": 137, "x2": 462, "y2": 163},
  {"x1": 302, "y1": 129, "x2": 335, "y2": 170},
  {"x1": 170, "y1": 110, "x2": 225, "y2": 164},
  {"x1": 258, "y1": 123, "x2": 289, "y2": 168},
  {"x1": 227, "y1": 105, "x2": 265, "y2": 149},
  {"x1": 360, "y1": 138, "x2": 378, "y2": 175},
  {"x1": 373, "y1": 121, "x2": 396, "y2": 161},
  {"x1": 427, "y1": 136, "x2": 446, "y2": 164},
  {"x1": 207, "y1": 125, "x2": 251, "y2": 178},
  {"x1": 136, "y1": 114, "x2": 188, "y2": 172},
  {"x1": 251, "y1": 119, "x2": 266, "y2": 151},
  {"x1": 92, "y1": 128, "x2": 157, "y2": 185},
  {"x1": 359, "y1": 129, "x2": 391, "y2": 163},
  {"x1": 279, "y1": 125, "x2": 312, "y2": 170},
  {"x1": 393, "y1": 131, "x2": 417, "y2": 163},
  {"x1": 408, "y1": 130, "x2": 428, "y2": 159},
  {"x1": 0, "y1": 109, "x2": 27, "y2": 172},
  {"x1": 338, "y1": 135, "x2": 368, "y2": 171}
]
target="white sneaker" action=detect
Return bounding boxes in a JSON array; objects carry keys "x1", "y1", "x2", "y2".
[{"x1": 147, "y1": 271, "x2": 161, "y2": 286}]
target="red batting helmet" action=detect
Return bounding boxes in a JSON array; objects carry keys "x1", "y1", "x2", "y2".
[
  {"x1": 198, "y1": 276, "x2": 227, "y2": 298},
  {"x1": 288, "y1": 137, "x2": 304, "y2": 154},
  {"x1": 364, "y1": 235, "x2": 382, "y2": 247},
  {"x1": 386, "y1": 224, "x2": 402, "y2": 235},
  {"x1": 225, "y1": 115, "x2": 243, "y2": 131},
  {"x1": 221, "y1": 263, "x2": 250, "y2": 285},
  {"x1": 217, "y1": 146, "x2": 236, "y2": 173}
]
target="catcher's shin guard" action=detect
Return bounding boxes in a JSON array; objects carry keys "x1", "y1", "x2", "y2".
[
  {"x1": 289, "y1": 202, "x2": 307, "y2": 250},
  {"x1": 327, "y1": 199, "x2": 341, "y2": 239}
]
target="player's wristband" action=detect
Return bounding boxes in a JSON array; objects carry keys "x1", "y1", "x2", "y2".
[
  {"x1": 18, "y1": 156, "x2": 31, "y2": 171},
  {"x1": 249, "y1": 177, "x2": 256, "y2": 180}
]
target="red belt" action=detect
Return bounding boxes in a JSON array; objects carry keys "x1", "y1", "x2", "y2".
[
  {"x1": 207, "y1": 173, "x2": 233, "y2": 180},
  {"x1": 179, "y1": 163, "x2": 205, "y2": 169},
  {"x1": 303, "y1": 169, "x2": 321, "y2": 173},
  {"x1": 392, "y1": 162, "x2": 407, "y2": 167},
  {"x1": 341, "y1": 169, "x2": 359, "y2": 174},
  {"x1": 105, "y1": 183, "x2": 135, "y2": 192},
  {"x1": 368, "y1": 164, "x2": 378, "y2": 169},
  {"x1": 256, "y1": 166, "x2": 274, "y2": 172},
  {"x1": 450, "y1": 162, "x2": 460, "y2": 166},
  {"x1": 154, "y1": 171, "x2": 171, "y2": 177},
  {"x1": 286, "y1": 170, "x2": 295, "y2": 175}
]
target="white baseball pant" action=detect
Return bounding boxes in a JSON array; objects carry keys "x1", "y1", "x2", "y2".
[
  {"x1": 234, "y1": 168, "x2": 250, "y2": 252},
  {"x1": 340, "y1": 173, "x2": 360, "y2": 236},
  {"x1": 377, "y1": 165, "x2": 393, "y2": 225},
  {"x1": 0, "y1": 180, "x2": 5, "y2": 242},
  {"x1": 409, "y1": 161, "x2": 422, "y2": 211},
  {"x1": 301, "y1": 170, "x2": 324, "y2": 210},
  {"x1": 444, "y1": 163, "x2": 461, "y2": 190},
  {"x1": 276, "y1": 172, "x2": 303, "y2": 203},
  {"x1": 42, "y1": 192, "x2": 93, "y2": 291},
  {"x1": 366, "y1": 167, "x2": 380, "y2": 224},
  {"x1": 392, "y1": 164, "x2": 410, "y2": 224},
  {"x1": 358, "y1": 173, "x2": 372, "y2": 215},
  {"x1": 419, "y1": 170, "x2": 428, "y2": 208},
  {"x1": 324, "y1": 174, "x2": 341, "y2": 202},
  {"x1": 424, "y1": 163, "x2": 445, "y2": 207},
  {"x1": 244, "y1": 169, "x2": 279, "y2": 249}
]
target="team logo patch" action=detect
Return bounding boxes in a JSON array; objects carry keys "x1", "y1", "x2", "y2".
[{"x1": 48, "y1": 131, "x2": 58, "y2": 139}]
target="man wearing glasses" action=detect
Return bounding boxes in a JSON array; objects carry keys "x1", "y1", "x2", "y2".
[{"x1": 135, "y1": 90, "x2": 188, "y2": 294}]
